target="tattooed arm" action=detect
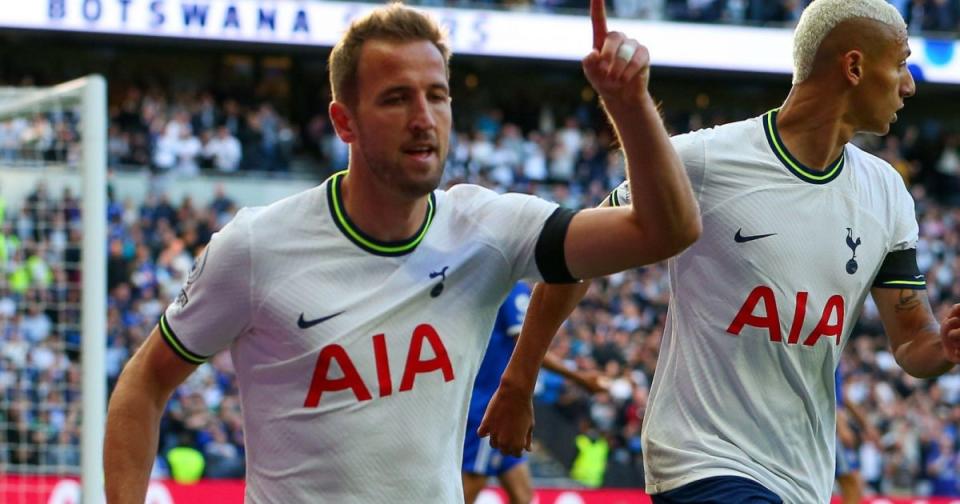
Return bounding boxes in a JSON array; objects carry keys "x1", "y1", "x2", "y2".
[{"x1": 872, "y1": 288, "x2": 956, "y2": 378}]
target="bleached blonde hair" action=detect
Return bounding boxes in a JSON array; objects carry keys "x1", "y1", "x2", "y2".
[{"x1": 792, "y1": 0, "x2": 906, "y2": 84}]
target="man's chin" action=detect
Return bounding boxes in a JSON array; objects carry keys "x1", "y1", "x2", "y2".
[
  {"x1": 862, "y1": 120, "x2": 891, "y2": 137},
  {"x1": 398, "y1": 171, "x2": 443, "y2": 198}
]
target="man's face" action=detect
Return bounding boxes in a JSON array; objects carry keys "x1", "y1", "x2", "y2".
[
  {"x1": 855, "y1": 30, "x2": 915, "y2": 135},
  {"x1": 349, "y1": 39, "x2": 451, "y2": 198}
]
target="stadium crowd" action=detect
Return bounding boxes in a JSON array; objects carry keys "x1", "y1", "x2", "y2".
[
  {"x1": 2, "y1": 99, "x2": 960, "y2": 494},
  {"x1": 0, "y1": 86, "x2": 301, "y2": 177},
  {"x1": 107, "y1": 87, "x2": 300, "y2": 175}
]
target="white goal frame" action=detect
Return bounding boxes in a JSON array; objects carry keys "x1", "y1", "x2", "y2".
[{"x1": 0, "y1": 75, "x2": 107, "y2": 503}]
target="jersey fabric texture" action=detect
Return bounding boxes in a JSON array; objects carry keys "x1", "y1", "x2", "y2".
[
  {"x1": 609, "y1": 110, "x2": 923, "y2": 503},
  {"x1": 161, "y1": 172, "x2": 564, "y2": 503},
  {"x1": 463, "y1": 282, "x2": 531, "y2": 476}
]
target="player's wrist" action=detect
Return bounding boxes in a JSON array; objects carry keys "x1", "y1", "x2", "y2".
[
  {"x1": 601, "y1": 89, "x2": 655, "y2": 117},
  {"x1": 499, "y1": 371, "x2": 537, "y2": 397}
]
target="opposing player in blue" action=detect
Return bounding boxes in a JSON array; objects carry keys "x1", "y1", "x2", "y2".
[{"x1": 463, "y1": 283, "x2": 605, "y2": 503}]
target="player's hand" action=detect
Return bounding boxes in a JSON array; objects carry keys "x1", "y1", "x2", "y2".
[
  {"x1": 577, "y1": 370, "x2": 611, "y2": 394},
  {"x1": 940, "y1": 303, "x2": 960, "y2": 364},
  {"x1": 476, "y1": 381, "x2": 534, "y2": 457},
  {"x1": 582, "y1": 0, "x2": 651, "y2": 109}
]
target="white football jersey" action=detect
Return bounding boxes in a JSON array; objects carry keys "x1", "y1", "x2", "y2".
[
  {"x1": 610, "y1": 110, "x2": 922, "y2": 503},
  {"x1": 161, "y1": 172, "x2": 567, "y2": 503}
]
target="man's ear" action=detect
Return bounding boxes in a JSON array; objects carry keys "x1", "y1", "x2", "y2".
[
  {"x1": 842, "y1": 49, "x2": 865, "y2": 86},
  {"x1": 329, "y1": 101, "x2": 357, "y2": 143}
]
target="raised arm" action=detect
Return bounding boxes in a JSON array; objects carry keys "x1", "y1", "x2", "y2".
[
  {"x1": 479, "y1": 0, "x2": 698, "y2": 456},
  {"x1": 562, "y1": 2, "x2": 700, "y2": 281},
  {"x1": 104, "y1": 326, "x2": 198, "y2": 503},
  {"x1": 872, "y1": 287, "x2": 958, "y2": 378}
]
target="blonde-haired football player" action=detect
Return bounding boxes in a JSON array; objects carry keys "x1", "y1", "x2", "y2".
[{"x1": 481, "y1": 0, "x2": 960, "y2": 502}]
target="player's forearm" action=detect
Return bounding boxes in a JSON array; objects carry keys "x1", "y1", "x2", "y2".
[
  {"x1": 104, "y1": 370, "x2": 169, "y2": 502},
  {"x1": 605, "y1": 93, "x2": 701, "y2": 251},
  {"x1": 843, "y1": 397, "x2": 871, "y2": 430},
  {"x1": 893, "y1": 324, "x2": 954, "y2": 378},
  {"x1": 500, "y1": 282, "x2": 590, "y2": 394},
  {"x1": 541, "y1": 353, "x2": 578, "y2": 382}
]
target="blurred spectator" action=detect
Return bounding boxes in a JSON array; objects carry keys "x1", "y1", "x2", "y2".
[
  {"x1": 202, "y1": 126, "x2": 243, "y2": 173},
  {"x1": 570, "y1": 420, "x2": 609, "y2": 488},
  {"x1": 203, "y1": 425, "x2": 245, "y2": 478},
  {"x1": 614, "y1": 0, "x2": 665, "y2": 19},
  {"x1": 906, "y1": 0, "x2": 960, "y2": 34},
  {"x1": 926, "y1": 433, "x2": 960, "y2": 496}
]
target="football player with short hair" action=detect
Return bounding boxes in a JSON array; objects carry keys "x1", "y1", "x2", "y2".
[{"x1": 103, "y1": 3, "x2": 700, "y2": 503}]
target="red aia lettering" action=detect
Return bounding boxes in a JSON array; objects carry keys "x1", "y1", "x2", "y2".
[
  {"x1": 373, "y1": 333, "x2": 392, "y2": 397},
  {"x1": 400, "y1": 324, "x2": 455, "y2": 391},
  {"x1": 303, "y1": 344, "x2": 372, "y2": 407},
  {"x1": 303, "y1": 324, "x2": 454, "y2": 407},
  {"x1": 726, "y1": 286, "x2": 782, "y2": 342},
  {"x1": 786, "y1": 291, "x2": 808, "y2": 345},
  {"x1": 727, "y1": 287, "x2": 844, "y2": 347},
  {"x1": 802, "y1": 295, "x2": 844, "y2": 347}
]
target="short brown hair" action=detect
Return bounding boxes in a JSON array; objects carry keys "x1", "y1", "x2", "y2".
[{"x1": 329, "y1": 3, "x2": 451, "y2": 107}]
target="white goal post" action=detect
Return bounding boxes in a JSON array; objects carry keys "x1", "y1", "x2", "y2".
[{"x1": 0, "y1": 75, "x2": 106, "y2": 503}]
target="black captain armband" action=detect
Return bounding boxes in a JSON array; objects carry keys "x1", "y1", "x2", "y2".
[
  {"x1": 534, "y1": 207, "x2": 579, "y2": 284},
  {"x1": 872, "y1": 248, "x2": 926, "y2": 290}
]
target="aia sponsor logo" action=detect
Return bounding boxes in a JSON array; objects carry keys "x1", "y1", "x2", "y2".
[
  {"x1": 727, "y1": 286, "x2": 845, "y2": 346},
  {"x1": 303, "y1": 323, "x2": 454, "y2": 407}
]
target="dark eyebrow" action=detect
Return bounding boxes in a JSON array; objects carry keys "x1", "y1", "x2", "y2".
[
  {"x1": 429, "y1": 83, "x2": 450, "y2": 94},
  {"x1": 377, "y1": 83, "x2": 449, "y2": 99},
  {"x1": 377, "y1": 85, "x2": 411, "y2": 99}
]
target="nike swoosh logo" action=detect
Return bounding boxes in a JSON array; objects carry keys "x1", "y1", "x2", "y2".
[
  {"x1": 734, "y1": 228, "x2": 777, "y2": 243},
  {"x1": 298, "y1": 311, "x2": 344, "y2": 329}
]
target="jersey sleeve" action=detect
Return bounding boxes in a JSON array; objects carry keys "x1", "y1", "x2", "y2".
[
  {"x1": 160, "y1": 208, "x2": 254, "y2": 363},
  {"x1": 476, "y1": 191, "x2": 577, "y2": 285},
  {"x1": 872, "y1": 181, "x2": 925, "y2": 290},
  {"x1": 498, "y1": 283, "x2": 532, "y2": 338},
  {"x1": 605, "y1": 130, "x2": 708, "y2": 208}
]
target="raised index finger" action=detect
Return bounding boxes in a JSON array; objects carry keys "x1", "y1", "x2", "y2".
[{"x1": 591, "y1": 0, "x2": 607, "y2": 51}]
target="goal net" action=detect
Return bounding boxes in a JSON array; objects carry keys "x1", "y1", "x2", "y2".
[{"x1": 0, "y1": 76, "x2": 106, "y2": 504}]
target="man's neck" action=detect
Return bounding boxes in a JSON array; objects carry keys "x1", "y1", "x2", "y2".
[
  {"x1": 776, "y1": 85, "x2": 855, "y2": 172},
  {"x1": 339, "y1": 169, "x2": 430, "y2": 243}
]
